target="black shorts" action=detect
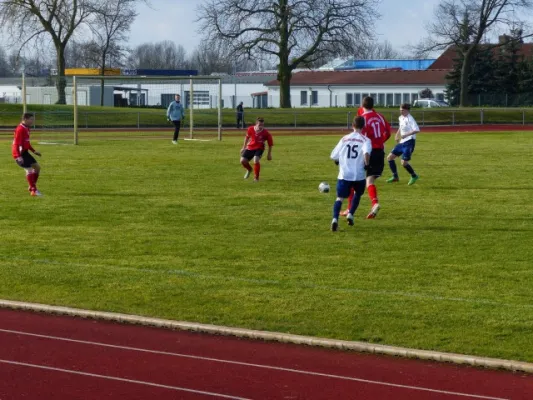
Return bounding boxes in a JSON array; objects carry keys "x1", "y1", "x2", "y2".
[
  {"x1": 367, "y1": 149, "x2": 385, "y2": 177},
  {"x1": 241, "y1": 148, "x2": 264, "y2": 161},
  {"x1": 17, "y1": 151, "x2": 37, "y2": 168}
]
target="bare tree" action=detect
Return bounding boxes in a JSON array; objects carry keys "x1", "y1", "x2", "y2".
[
  {"x1": 0, "y1": 47, "x2": 11, "y2": 77},
  {"x1": 189, "y1": 41, "x2": 233, "y2": 75},
  {"x1": 88, "y1": 0, "x2": 139, "y2": 105},
  {"x1": 418, "y1": 0, "x2": 533, "y2": 106},
  {"x1": 197, "y1": 0, "x2": 378, "y2": 108},
  {"x1": 0, "y1": 0, "x2": 95, "y2": 104},
  {"x1": 127, "y1": 41, "x2": 188, "y2": 69}
]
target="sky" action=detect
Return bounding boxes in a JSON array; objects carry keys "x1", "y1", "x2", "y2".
[{"x1": 129, "y1": 0, "x2": 439, "y2": 58}]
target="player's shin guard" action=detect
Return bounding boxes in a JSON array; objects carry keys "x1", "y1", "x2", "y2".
[
  {"x1": 349, "y1": 194, "x2": 362, "y2": 215},
  {"x1": 26, "y1": 172, "x2": 37, "y2": 191},
  {"x1": 333, "y1": 200, "x2": 343, "y2": 219},
  {"x1": 241, "y1": 160, "x2": 252, "y2": 171},
  {"x1": 403, "y1": 163, "x2": 416, "y2": 176},
  {"x1": 367, "y1": 184, "x2": 378, "y2": 206},
  {"x1": 253, "y1": 162, "x2": 260, "y2": 180},
  {"x1": 388, "y1": 160, "x2": 398, "y2": 178}
]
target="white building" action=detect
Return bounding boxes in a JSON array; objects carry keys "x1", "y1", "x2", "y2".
[{"x1": 263, "y1": 69, "x2": 450, "y2": 108}]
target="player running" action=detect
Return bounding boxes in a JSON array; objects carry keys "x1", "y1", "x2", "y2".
[
  {"x1": 341, "y1": 96, "x2": 391, "y2": 219},
  {"x1": 240, "y1": 117, "x2": 273, "y2": 181},
  {"x1": 12, "y1": 113, "x2": 43, "y2": 196},
  {"x1": 330, "y1": 116, "x2": 372, "y2": 232}
]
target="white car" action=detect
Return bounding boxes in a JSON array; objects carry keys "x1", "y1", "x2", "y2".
[{"x1": 413, "y1": 99, "x2": 450, "y2": 108}]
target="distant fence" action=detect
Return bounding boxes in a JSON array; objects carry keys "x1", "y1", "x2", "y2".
[{"x1": 2, "y1": 108, "x2": 533, "y2": 131}]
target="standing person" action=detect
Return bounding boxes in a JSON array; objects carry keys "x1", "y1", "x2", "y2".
[
  {"x1": 236, "y1": 101, "x2": 245, "y2": 129},
  {"x1": 12, "y1": 112, "x2": 43, "y2": 196},
  {"x1": 386, "y1": 103, "x2": 420, "y2": 185},
  {"x1": 167, "y1": 94, "x2": 185, "y2": 144},
  {"x1": 341, "y1": 96, "x2": 391, "y2": 219},
  {"x1": 330, "y1": 116, "x2": 371, "y2": 232},
  {"x1": 240, "y1": 117, "x2": 273, "y2": 182}
]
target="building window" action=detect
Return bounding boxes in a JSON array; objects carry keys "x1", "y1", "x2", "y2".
[
  {"x1": 394, "y1": 93, "x2": 402, "y2": 105},
  {"x1": 403, "y1": 93, "x2": 410, "y2": 103},
  {"x1": 411, "y1": 93, "x2": 418, "y2": 101},
  {"x1": 346, "y1": 93, "x2": 353, "y2": 106},
  {"x1": 354, "y1": 93, "x2": 361, "y2": 107},
  {"x1": 378, "y1": 93, "x2": 385, "y2": 106},
  {"x1": 311, "y1": 90, "x2": 318, "y2": 105},
  {"x1": 386, "y1": 93, "x2": 393, "y2": 106},
  {"x1": 300, "y1": 91, "x2": 307, "y2": 105}
]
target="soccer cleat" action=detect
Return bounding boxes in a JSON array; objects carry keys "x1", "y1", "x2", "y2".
[
  {"x1": 331, "y1": 219, "x2": 338, "y2": 232},
  {"x1": 340, "y1": 209, "x2": 350, "y2": 216},
  {"x1": 386, "y1": 176, "x2": 399, "y2": 183},
  {"x1": 30, "y1": 189, "x2": 43, "y2": 197},
  {"x1": 244, "y1": 170, "x2": 251, "y2": 179},
  {"x1": 172, "y1": 140, "x2": 178, "y2": 144},
  {"x1": 347, "y1": 214, "x2": 354, "y2": 226},
  {"x1": 408, "y1": 175, "x2": 419, "y2": 185},
  {"x1": 366, "y1": 203, "x2": 380, "y2": 219}
]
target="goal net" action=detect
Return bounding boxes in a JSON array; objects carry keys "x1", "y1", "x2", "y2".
[{"x1": 23, "y1": 74, "x2": 222, "y2": 144}]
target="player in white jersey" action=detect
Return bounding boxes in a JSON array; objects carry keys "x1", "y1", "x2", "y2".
[
  {"x1": 386, "y1": 103, "x2": 420, "y2": 185},
  {"x1": 329, "y1": 116, "x2": 372, "y2": 232}
]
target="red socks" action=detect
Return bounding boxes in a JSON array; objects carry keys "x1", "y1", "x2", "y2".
[
  {"x1": 26, "y1": 172, "x2": 37, "y2": 191},
  {"x1": 368, "y1": 184, "x2": 378, "y2": 206},
  {"x1": 253, "y1": 163, "x2": 261, "y2": 179}
]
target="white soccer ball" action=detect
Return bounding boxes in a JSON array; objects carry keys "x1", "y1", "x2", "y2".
[{"x1": 318, "y1": 182, "x2": 330, "y2": 193}]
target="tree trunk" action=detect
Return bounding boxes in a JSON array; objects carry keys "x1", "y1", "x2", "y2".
[
  {"x1": 459, "y1": 48, "x2": 474, "y2": 107},
  {"x1": 278, "y1": 1, "x2": 291, "y2": 108},
  {"x1": 55, "y1": 45, "x2": 67, "y2": 105},
  {"x1": 278, "y1": 64, "x2": 292, "y2": 108}
]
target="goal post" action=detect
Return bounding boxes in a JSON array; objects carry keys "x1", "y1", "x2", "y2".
[{"x1": 71, "y1": 75, "x2": 222, "y2": 144}]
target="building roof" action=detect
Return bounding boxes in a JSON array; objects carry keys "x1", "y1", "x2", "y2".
[
  {"x1": 334, "y1": 59, "x2": 436, "y2": 71},
  {"x1": 428, "y1": 43, "x2": 533, "y2": 69},
  {"x1": 265, "y1": 69, "x2": 451, "y2": 86}
]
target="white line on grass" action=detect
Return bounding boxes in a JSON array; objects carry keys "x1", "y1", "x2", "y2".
[
  {"x1": 0, "y1": 359, "x2": 249, "y2": 399},
  {"x1": 0, "y1": 330, "x2": 509, "y2": 400},
  {"x1": 1, "y1": 256, "x2": 532, "y2": 310}
]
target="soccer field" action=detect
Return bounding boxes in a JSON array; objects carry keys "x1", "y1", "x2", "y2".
[{"x1": 1, "y1": 130, "x2": 532, "y2": 362}]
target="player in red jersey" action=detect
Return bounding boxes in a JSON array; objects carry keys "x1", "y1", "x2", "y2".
[
  {"x1": 12, "y1": 113, "x2": 43, "y2": 196},
  {"x1": 341, "y1": 96, "x2": 391, "y2": 218},
  {"x1": 240, "y1": 117, "x2": 274, "y2": 181}
]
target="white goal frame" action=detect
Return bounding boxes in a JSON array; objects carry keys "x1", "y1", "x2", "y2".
[{"x1": 72, "y1": 75, "x2": 223, "y2": 144}]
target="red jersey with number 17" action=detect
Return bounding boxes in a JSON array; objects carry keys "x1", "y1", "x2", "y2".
[
  {"x1": 12, "y1": 123, "x2": 35, "y2": 158},
  {"x1": 245, "y1": 126, "x2": 274, "y2": 150},
  {"x1": 361, "y1": 110, "x2": 391, "y2": 150}
]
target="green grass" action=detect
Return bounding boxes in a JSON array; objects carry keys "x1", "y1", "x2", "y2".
[
  {"x1": 3, "y1": 102, "x2": 533, "y2": 129},
  {"x1": 1, "y1": 130, "x2": 532, "y2": 362}
]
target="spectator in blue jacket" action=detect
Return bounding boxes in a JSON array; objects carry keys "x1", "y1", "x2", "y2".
[{"x1": 167, "y1": 94, "x2": 185, "y2": 144}]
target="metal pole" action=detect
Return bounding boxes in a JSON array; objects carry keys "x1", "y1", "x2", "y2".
[
  {"x1": 218, "y1": 78, "x2": 222, "y2": 141},
  {"x1": 22, "y1": 73, "x2": 27, "y2": 113},
  {"x1": 189, "y1": 78, "x2": 194, "y2": 139},
  {"x1": 73, "y1": 76, "x2": 78, "y2": 145}
]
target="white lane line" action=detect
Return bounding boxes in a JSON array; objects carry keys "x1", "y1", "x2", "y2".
[
  {"x1": 0, "y1": 329, "x2": 508, "y2": 400},
  {"x1": 0, "y1": 359, "x2": 249, "y2": 399}
]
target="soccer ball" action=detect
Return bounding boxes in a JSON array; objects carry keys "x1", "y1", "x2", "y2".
[{"x1": 318, "y1": 182, "x2": 330, "y2": 193}]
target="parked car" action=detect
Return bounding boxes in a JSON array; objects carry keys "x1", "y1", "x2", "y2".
[{"x1": 413, "y1": 99, "x2": 450, "y2": 108}]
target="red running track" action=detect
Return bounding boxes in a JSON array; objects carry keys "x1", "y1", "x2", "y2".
[{"x1": 0, "y1": 308, "x2": 531, "y2": 400}]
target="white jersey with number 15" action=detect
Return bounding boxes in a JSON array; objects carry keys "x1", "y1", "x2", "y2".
[{"x1": 330, "y1": 131, "x2": 372, "y2": 181}]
